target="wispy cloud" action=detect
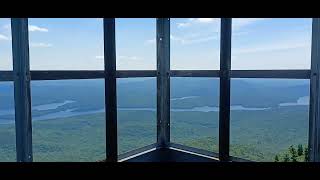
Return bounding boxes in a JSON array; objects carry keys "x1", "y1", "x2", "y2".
[
  {"x1": 145, "y1": 33, "x2": 218, "y2": 46},
  {"x1": 232, "y1": 18, "x2": 268, "y2": 31},
  {"x1": 177, "y1": 18, "x2": 268, "y2": 33},
  {"x1": 177, "y1": 18, "x2": 217, "y2": 28},
  {"x1": 30, "y1": 42, "x2": 52, "y2": 47},
  {"x1": 29, "y1": 25, "x2": 49, "y2": 32},
  {"x1": 233, "y1": 41, "x2": 309, "y2": 54},
  {"x1": 177, "y1": 22, "x2": 191, "y2": 28},
  {"x1": 2, "y1": 24, "x2": 10, "y2": 30},
  {"x1": 194, "y1": 18, "x2": 215, "y2": 23},
  {"x1": 95, "y1": 55, "x2": 104, "y2": 59},
  {"x1": 176, "y1": 18, "x2": 194, "y2": 28},
  {"x1": 3, "y1": 24, "x2": 49, "y2": 32},
  {"x1": 0, "y1": 34, "x2": 10, "y2": 41},
  {"x1": 147, "y1": 36, "x2": 309, "y2": 54},
  {"x1": 144, "y1": 38, "x2": 156, "y2": 45},
  {"x1": 171, "y1": 34, "x2": 218, "y2": 45}
]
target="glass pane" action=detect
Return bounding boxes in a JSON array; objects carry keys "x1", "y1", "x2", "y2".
[
  {"x1": 0, "y1": 18, "x2": 12, "y2": 70},
  {"x1": 31, "y1": 79, "x2": 106, "y2": 162},
  {"x1": 232, "y1": 18, "x2": 312, "y2": 70},
  {"x1": 0, "y1": 82, "x2": 16, "y2": 161},
  {"x1": 171, "y1": 18, "x2": 220, "y2": 70},
  {"x1": 28, "y1": 18, "x2": 104, "y2": 70},
  {"x1": 117, "y1": 78, "x2": 156, "y2": 154},
  {"x1": 230, "y1": 79, "x2": 309, "y2": 162},
  {"x1": 116, "y1": 18, "x2": 156, "y2": 70},
  {"x1": 170, "y1": 78, "x2": 219, "y2": 152}
]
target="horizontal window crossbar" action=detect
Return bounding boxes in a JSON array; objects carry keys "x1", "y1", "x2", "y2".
[
  {"x1": 0, "y1": 70, "x2": 311, "y2": 82},
  {"x1": 170, "y1": 70, "x2": 220, "y2": 77},
  {"x1": 0, "y1": 70, "x2": 158, "y2": 81},
  {"x1": 0, "y1": 71, "x2": 12, "y2": 81},
  {"x1": 171, "y1": 70, "x2": 310, "y2": 79},
  {"x1": 32, "y1": 71, "x2": 105, "y2": 80},
  {"x1": 116, "y1": 70, "x2": 157, "y2": 78},
  {"x1": 0, "y1": 71, "x2": 105, "y2": 81},
  {"x1": 231, "y1": 70, "x2": 310, "y2": 79}
]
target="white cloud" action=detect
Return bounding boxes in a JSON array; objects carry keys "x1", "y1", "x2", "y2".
[
  {"x1": 232, "y1": 18, "x2": 268, "y2": 31},
  {"x1": 233, "y1": 41, "x2": 309, "y2": 54},
  {"x1": 3, "y1": 24, "x2": 49, "y2": 32},
  {"x1": 144, "y1": 38, "x2": 156, "y2": 45},
  {"x1": 177, "y1": 22, "x2": 192, "y2": 28},
  {"x1": 28, "y1": 25, "x2": 49, "y2": 32},
  {"x1": 177, "y1": 18, "x2": 194, "y2": 27},
  {"x1": 30, "y1": 42, "x2": 52, "y2": 47},
  {"x1": 0, "y1": 34, "x2": 10, "y2": 41},
  {"x1": 177, "y1": 18, "x2": 217, "y2": 28},
  {"x1": 194, "y1": 18, "x2": 215, "y2": 23},
  {"x1": 171, "y1": 34, "x2": 218, "y2": 45},
  {"x1": 177, "y1": 18, "x2": 268, "y2": 32},
  {"x1": 145, "y1": 33, "x2": 218, "y2": 45},
  {"x1": 3, "y1": 24, "x2": 10, "y2": 30},
  {"x1": 95, "y1": 55, "x2": 104, "y2": 59},
  {"x1": 170, "y1": 35, "x2": 184, "y2": 43}
]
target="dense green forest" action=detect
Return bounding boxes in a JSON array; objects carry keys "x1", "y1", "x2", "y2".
[
  {"x1": 0, "y1": 78, "x2": 310, "y2": 162},
  {"x1": 274, "y1": 144, "x2": 308, "y2": 162},
  {"x1": 0, "y1": 106, "x2": 309, "y2": 162}
]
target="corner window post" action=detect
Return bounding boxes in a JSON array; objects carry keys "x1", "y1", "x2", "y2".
[
  {"x1": 11, "y1": 18, "x2": 33, "y2": 162},
  {"x1": 309, "y1": 18, "x2": 320, "y2": 162},
  {"x1": 219, "y1": 18, "x2": 232, "y2": 162},
  {"x1": 156, "y1": 18, "x2": 170, "y2": 148},
  {"x1": 104, "y1": 18, "x2": 118, "y2": 162}
]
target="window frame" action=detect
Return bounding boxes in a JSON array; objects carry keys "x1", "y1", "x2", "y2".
[{"x1": 0, "y1": 18, "x2": 318, "y2": 162}]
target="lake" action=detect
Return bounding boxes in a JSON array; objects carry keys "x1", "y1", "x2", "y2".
[{"x1": 0, "y1": 96, "x2": 310, "y2": 124}]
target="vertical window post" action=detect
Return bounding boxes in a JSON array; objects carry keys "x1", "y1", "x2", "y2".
[
  {"x1": 157, "y1": 18, "x2": 170, "y2": 148},
  {"x1": 104, "y1": 18, "x2": 118, "y2": 162},
  {"x1": 219, "y1": 18, "x2": 232, "y2": 162},
  {"x1": 309, "y1": 18, "x2": 320, "y2": 162},
  {"x1": 11, "y1": 18, "x2": 33, "y2": 162}
]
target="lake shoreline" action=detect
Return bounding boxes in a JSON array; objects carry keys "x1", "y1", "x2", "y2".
[{"x1": 0, "y1": 104, "x2": 309, "y2": 125}]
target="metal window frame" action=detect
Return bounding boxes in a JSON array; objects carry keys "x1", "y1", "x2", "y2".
[
  {"x1": 169, "y1": 142, "x2": 219, "y2": 160},
  {"x1": 11, "y1": 18, "x2": 33, "y2": 162},
  {"x1": 104, "y1": 18, "x2": 118, "y2": 162},
  {"x1": 118, "y1": 143, "x2": 158, "y2": 162},
  {"x1": 1, "y1": 69, "x2": 310, "y2": 82},
  {"x1": 1, "y1": 17, "x2": 318, "y2": 162},
  {"x1": 308, "y1": 18, "x2": 320, "y2": 162},
  {"x1": 156, "y1": 18, "x2": 171, "y2": 148},
  {"x1": 219, "y1": 18, "x2": 232, "y2": 162}
]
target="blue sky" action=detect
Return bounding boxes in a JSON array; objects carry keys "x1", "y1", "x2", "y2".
[{"x1": 0, "y1": 18, "x2": 312, "y2": 70}]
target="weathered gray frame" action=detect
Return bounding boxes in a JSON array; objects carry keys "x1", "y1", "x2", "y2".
[
  {"x1": 11, "y1": 18, "x2": 33, "y2": 162},
  {"x1": 0, "y1": 70, "x2": 310, "y2": 81},
  {"x1": 219, "y1": 18, "x2": 232, "y2": 161},
  {"x1": 308, "y1": 18, "x2": 320, "y2": 162},
  {"x1": 157, "y1": 18, "x2": 170, "y2": 148},
  {"x1": 104, "y1": 18, "x2": 118, "y2": 162},
  {"x1": 0, "y1": 18, "x2": 318, "y2": 162}
]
